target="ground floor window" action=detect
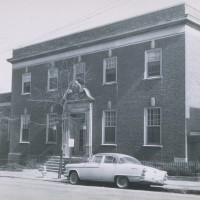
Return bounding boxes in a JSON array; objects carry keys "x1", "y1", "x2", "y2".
[
  {"x1": 102, "y1": 110, "x2": 116, "y2": 144},
  {"x1": 144, "y1": 108, "x2": 161, "y2": 145},
  {"x1": 46, "y1": 113, "x2": 57, "y2": 143},
  {"x1": 20, "y1": 114, "x2": 30, "y2": 143}
]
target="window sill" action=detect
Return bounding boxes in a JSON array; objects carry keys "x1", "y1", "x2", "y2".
[
  {"x1": 45, "y1": 142, "x2": 57, "y2": 144},
  {"x1": 47, "y1": 89, "x2": 58, "y2": 92},
  {"x1": 21, "y1": 93, "x2": 31, "y2": 95},
  {"x1": 144, "y1": 76, "x2": 163, "y2": 80},
  {"x1": 19, "y1": 142, "x2": 30, "y2": 144},
  {"x1": 143, "y1": 144, "x2": 163, "y2": 148},
  {"x1": 101, "y1": 144, "x2": 117, "y2": 147},
  {"x1": 102, "y1": 82, "x2": 117, "y2": 86}
]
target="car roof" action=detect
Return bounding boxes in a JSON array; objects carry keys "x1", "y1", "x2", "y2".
[{"x1": 94, "y1": 153, "x2": 132, "y2": 158}]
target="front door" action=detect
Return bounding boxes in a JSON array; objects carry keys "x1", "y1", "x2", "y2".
[
  {"x1": 62, "y1": 101, "x2": 93, "y2": 158},
  {"x1": 70, "y1": 113, "x2": 86, "y2": 156}
]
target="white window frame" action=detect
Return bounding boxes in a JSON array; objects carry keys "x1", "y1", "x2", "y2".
[
  {"x1": 47, "y1": 68, "x2": 58, "y2": 91},
  {"x1": 103, "y1": 57, "x2": 117, "y2": 84},
  {"x1": 75, "y1": 62, "x2": 86, "y2": 85},
  {"x1": 102, "y1": 110, "x2": 117, "y2": 145},
  {"x1": 144, "y1": 48, "x2": 162, "y2": 79},
  {"x1": 46, "y1": 113, "x2": 57, "y2": 144},
  {"x1": 144, "y1": 107, "x2": 162, "y2": 147},
  {"x1": 20, "y1": 114, "x2": 30, "y2": 143},
  {"x1": 22, "y1": 73, "x2": 31, "y2": 95}
]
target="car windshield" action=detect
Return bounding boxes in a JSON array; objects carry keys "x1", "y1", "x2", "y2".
[{"x1": 120, "y1": 156, "x2": 142, "y2": 165}]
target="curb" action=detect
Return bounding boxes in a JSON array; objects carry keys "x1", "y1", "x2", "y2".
[{"x1": 0, "y1": 175, "x2": 200, "y2": 195}]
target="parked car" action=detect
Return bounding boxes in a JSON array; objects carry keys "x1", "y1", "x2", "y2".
[{"x1": 64, "y1": 153, "x2": 168, "y2": 189}]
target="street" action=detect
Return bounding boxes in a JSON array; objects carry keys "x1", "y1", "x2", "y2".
[{"x1": 0, "y1": 177, "x2": 199, "y2": 200}]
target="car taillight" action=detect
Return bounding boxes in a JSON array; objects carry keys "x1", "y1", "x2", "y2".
[{"x1": 141, "y1": 168, "x2": 147, "y2": 177}]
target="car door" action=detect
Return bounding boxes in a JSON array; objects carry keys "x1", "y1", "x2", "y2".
[
  {"x1": 82, "y1": 155, "x2": 103, "y2": 181},
  {"x1": 98, "y1": 156, "x2": 117, "y2": 182}
]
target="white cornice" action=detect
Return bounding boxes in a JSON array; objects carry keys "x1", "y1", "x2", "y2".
[{"x1": 12, "y1": 24, "x2": 185, "y2": 70}]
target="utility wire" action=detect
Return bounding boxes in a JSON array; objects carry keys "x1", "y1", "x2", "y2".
[
  {"x1": 17, "y1": 0, "x2": 124, "y2": 48},
  {"x1": 0, "y1": 0, "x2": 129, "y2": 55}
]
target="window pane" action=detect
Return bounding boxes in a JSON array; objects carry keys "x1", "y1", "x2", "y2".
[
  {"x1": 148, "y1": 61, "x2": 160, "y2": 77},
  {"x1": 104, "y1": 156, "x2": 117, "y2": 163},
  {"x1": 147, "y1": 127, "x2": 160, "y2": 144},
  {"x1": 24, "y1": 82, "x2": 31, "y2": 93},
  {"x1": 49, "y1": 68, "x2": 58, "y2": 78},
  {"x1": 49, "y1": 77, "x2": 58, "y2": 90},
  {"x1": 104, "y1": 57, "x2": 117, "y2": 83},
  {"x1": 22, "y1": 128, "x2": 29, "y2": 142},
  {"x1": 93, "y1": 156, "x2": 102, "y2": 163},
  {"x1": 79, "y1": 130, "x2": 84, "y2": 152},
  {"x1": 105, "y1": 127, "x2": 115, "y2": 143},
  {"x1": 75, "y1": 63, "x2": 85, "y2": 85},
  {"x1": 23, "y1": 74, "x2": 31, "y2": 82},
  {"x1": 106, "y1": 67, "x2": 116, "y2": 82},
  {"x1": 48, "y1": 128, "x2": 57, "y2": 142}
]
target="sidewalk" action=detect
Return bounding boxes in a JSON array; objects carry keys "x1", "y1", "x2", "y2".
[{"x1": 0, "y1": 169, "x2": 200, "y2": 194}]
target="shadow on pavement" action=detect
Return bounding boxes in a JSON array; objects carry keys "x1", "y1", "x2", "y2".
[{"x1": 62, "y1": 180, "x2": 200, "y2": 195}]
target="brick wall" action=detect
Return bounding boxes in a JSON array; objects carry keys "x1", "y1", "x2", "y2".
[
  {"x1": 10, "y1": 34, "x2": 186, "y2": 162},
  {"x1": 186, "y1": 32, "x2": 200, "y2": 160}
]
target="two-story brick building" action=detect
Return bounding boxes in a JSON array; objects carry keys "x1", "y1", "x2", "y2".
[
  {"x1": 7, "y1": 4, "x2": 200, "y2": 162},
  {"x1": 0, "y1": 93, "x2": 11, "y2": 161}
]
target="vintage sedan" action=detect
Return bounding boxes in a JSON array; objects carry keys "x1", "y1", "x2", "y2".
[{"x1": 64, "y1": 153, "x2": 168, "y2": 189}]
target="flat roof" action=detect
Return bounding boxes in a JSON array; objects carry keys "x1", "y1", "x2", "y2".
[{"x1": 8, "y1": 4, "x2": 200, "y2": 63}]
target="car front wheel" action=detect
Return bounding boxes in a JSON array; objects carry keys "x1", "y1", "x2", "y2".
[
  {"x1": 69, "y1": 171, "x2": 79, "y2": 185},
  {"x1": 116, "y1": 176, "x2": 129, "y2": 189}
]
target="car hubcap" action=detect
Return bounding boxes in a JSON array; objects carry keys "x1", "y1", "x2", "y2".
[
  {"x1": 117, "y1": 176, "x2": 128, "y2": 188},
  {"x1": 70, "y1": 173, "x2": 78, "y2": 184}
]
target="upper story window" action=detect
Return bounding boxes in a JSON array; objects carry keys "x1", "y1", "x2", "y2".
[
  {"x1": 144, "y1": 108, "x2": 161, "y2": 146},
  {"x1": 22, "y1": 73, "x2": 31, "y2": 94},
  {"x1": 48, "y1": 68, "x2": 58, "y2": 91},
  {"x1": 145, "y1": 49, "x2": 162, "y2": 79},
  {"x1": 102, "y1": 110, "x2": 117, "y2": 145},
  {"x1": 103, "y1": 57, "x2": 117, "y2": 84},
  {"x1": 75, "y1": 62, "x2": 86, "y2": 85},
  {"x1": 46, "y1": 113, "x2": 57, "y2": 143},
  {"x1": 20, "y1": 114, "x2": 30, "y2": 143}
]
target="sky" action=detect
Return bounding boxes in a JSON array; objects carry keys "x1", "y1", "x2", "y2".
[{"x1": 0, "y1": 0, "x2": 200, "y2": 93}]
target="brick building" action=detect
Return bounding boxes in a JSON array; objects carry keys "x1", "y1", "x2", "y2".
[
  {"x1": 0, "y1": 93, "x2": 11, "y2": 160},
  {"x1": 7, "y1": 4, "x2": 200, "y2": 162}
]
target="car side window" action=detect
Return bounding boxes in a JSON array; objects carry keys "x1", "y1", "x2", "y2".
[
  {"x1": 104, "y1": 156, "x2": 117, "y2": 164},
  {"x1": 92, "y1": 156, "x2": 103, "y2": 163}
]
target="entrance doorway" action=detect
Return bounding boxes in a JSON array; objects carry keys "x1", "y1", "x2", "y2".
[
  {"x1": 62, "y1": 102, "x2": 93, "y2": 158},
  {"x1": 69, "y1": 113, "x2": 87, "y2": 156}
]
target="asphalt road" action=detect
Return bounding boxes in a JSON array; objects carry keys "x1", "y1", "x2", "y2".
[{"x1": 0, "y1": 177, "x2": 199, "y2": 200}]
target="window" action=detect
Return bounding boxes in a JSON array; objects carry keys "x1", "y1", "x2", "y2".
[
  {"x1": 46, "y1": 113, "x2": 57, "y2": 143},
  {"x1": 102, "y1": 110, "x2": 116, "y2": 144},
  {"x1": 75, "y1": 63, "x2": 86, "y2": 85},
  {"x1": 92, "y1": 156, "x2": 103, "y2": 163},
  {"x1": 144, "y1": 108, "x2": 161, "y2": 145},
  {"x1": 104, "y1": 156, "x2": 117, "y2": 164},
  {"x1": 20, "y1": 115, "x2": 30, "y2": 143},
  {"x1": 22, "y1": 73, "x2": 31, "y2": 94},
  {"x1": 103, "y1": 57, "x2": 117, "y2": 83},
  {"x1": 48, "y1": 68, "x2": 58, "y2": 91},
  {"x1": 145, "y1": 49, "x2": 162, "y2": 79}
]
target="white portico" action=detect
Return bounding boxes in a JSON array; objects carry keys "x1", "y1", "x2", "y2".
[{"x1": 62, "y1": 81, "x2": 94, "y2": 158}]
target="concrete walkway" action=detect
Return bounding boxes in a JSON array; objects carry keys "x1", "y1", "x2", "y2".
[{"x1": 0, "y1": 169, "x2": 200, "y2": 194}]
